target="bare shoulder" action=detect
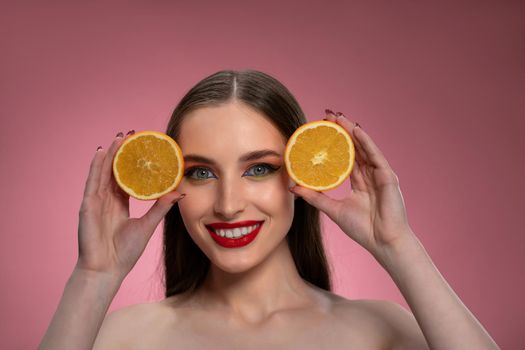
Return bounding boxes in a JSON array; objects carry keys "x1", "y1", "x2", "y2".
[
  {"x1": 357, "y1": 299, "x2": 429, "y2": 349},
  {"x1": 93, "y1": 301, "x2": 175, "y2": 350},
  {"x1": 328, "y1": 295, "x2": 429, "y2": 350}
]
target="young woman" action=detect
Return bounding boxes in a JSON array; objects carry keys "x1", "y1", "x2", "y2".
[{"x1": 39, "y1": 70, "x2": 500, "y2": 349}]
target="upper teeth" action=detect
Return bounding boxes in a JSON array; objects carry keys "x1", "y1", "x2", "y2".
[{"x1": 214, "y1": 224, "x2": 260, "y2": 238}]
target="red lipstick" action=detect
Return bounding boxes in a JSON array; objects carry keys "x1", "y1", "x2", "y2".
[{"x1": 206, "y1": 220, "x2": 264, "y2": 248}]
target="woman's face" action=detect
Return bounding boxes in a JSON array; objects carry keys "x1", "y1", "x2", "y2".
[{"x1": 176, "y1": 101, "x2": 296, "y2": 273}]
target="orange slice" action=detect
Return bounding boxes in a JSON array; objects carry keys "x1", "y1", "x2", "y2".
[
  {"x1": 285, "y1": 120, "x2": 355, "y2": 191},
  {"x1": 113, "y1": 131, "x2": 184, "y2": 200}
]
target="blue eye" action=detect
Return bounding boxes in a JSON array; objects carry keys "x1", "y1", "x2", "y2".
[
  {"x1": 184, "y1": 163, "x2": 280, "y2": 181},
  {"x1": 184, "y1": 167, "x2": 217, "y2": 180},
  {"x1": 243, "y1": 163, "x2": 280, "y2": 177}
]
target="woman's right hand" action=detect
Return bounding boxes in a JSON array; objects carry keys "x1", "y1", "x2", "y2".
[{"x1": 75, "y1": 131, "x2": 185, "y2": 280}]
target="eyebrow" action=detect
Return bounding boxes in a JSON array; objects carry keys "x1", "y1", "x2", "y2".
[{"x1": 184, "y1": 149, "x2": 282, "y2": 166}]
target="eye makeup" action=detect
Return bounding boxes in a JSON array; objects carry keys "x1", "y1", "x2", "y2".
[{"x1": 184, "y1": 162, "x2": 281, "y2": 181}]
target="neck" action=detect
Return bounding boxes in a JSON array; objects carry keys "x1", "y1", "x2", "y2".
[{"x1": 196, "y1": 239, "x2": 318, "y2": 325}]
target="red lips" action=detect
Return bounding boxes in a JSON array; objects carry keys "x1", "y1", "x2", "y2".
[
  {"x1": 207, "y1": 220, "x2": 263, "y2": 230},
  {"x1": 206, "y1": 221, "x2": 265, "y2": 248}
]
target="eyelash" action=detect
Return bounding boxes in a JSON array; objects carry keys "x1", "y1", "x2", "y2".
[{"x1": 184, "y1": 163, "x2": 280, "y2": 181}]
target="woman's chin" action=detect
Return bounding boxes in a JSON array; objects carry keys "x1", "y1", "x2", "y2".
[{"x1": 211, "y1": 257, "x2": 260, "y2": 274}]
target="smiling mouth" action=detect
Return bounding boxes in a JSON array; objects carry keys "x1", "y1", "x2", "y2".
[{"x1": 206, "y1": 221, "x2": 264, "y2": 239}]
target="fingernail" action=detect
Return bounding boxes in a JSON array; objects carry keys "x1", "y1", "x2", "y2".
[
  {"x1": 126, "y1": 129, "x2": 135, "y2": 136},
  {"x1": 336, "y1": 111, "x2": 344, "y2": 117},
  {"x1": 172, "y1": 194, "x2": 186, "y2": 203},
  {"x1": 96, "y1": 146, "x2": 103, "y2": 151},
  {"x1": 325, "y1": 108, "x2": 335, "y2": 115},
  {"x1": 116, "y1": 131, "x2": 124, "y2": 138},
  {"x1": 355, "y1": 122, "x2": 362, "y2": 129}
]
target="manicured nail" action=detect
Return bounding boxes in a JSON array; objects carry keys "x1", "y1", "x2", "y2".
[
  {"x1": 126, "y1": 130, "x2": 135, "y2": 136},
  {"x1": 116, "y1": 131, "x2": 124, "y2": 138},
  {"x1": 172, "y1": 194, "x2": 186, "y2": 203},
  {"x1": 325, "y1": 109, "x2": 336, "y2": 115},
  {"x1": 96, "y1": 146, "x2": 103, "y2": 151}
]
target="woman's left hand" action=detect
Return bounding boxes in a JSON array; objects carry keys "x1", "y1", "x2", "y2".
[{"x1": 289, "y1": 111, "x2": 415, "y2": 258}]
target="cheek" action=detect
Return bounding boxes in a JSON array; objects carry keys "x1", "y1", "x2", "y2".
[
  {"x1": 177, "y1": 191, "x2": 211, "y2": 226},
  {"x1": 175, "y1": 178, "x2": 190, "y2": 194},
  {"x1": 249, "y1": 173, "x2": 295, "y2": 218},
  {"x1": 177, "y1": 196, "x2": 214, "y2": 248},
  {"x1": 176, "y1": 179, "x2": 214, "y2": 211}
]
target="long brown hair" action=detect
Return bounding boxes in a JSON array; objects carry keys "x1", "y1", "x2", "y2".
[{"x1": 162, "y1": 69, "x2": 332, "y2": 298}]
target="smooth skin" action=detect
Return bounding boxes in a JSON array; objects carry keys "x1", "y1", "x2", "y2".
[
  {"x1": 38, "y1": 131, "x2": 185, "y2": 350},
  {"x1": 292, "y1": 113, "x2": 500, "y2": 349},
  {"x1": 38, "y1": 107, "x2": 500, "y2": 350}
]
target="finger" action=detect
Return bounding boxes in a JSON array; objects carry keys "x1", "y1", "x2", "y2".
[
  {"x1": 140, "y1": 191, "x2": 186, "y2": 235},
  {"x1": 324, "y1": 109, "x2": 338, "y2": 122},
  {"x1": 325, "y1": 110, "x2": 359, "y2": 141},
  {"x1": 111, "y1": 174, "x2": 129, "y2": 198},
  {"x1": 84, "y1": 147, "x2": 106, "y2": 197},
  {"x1": 353, "y1": 137, "x2": 369, "y2": 164},
  {"x1": 352, "y1": 126, "x2": 391, "y2": 169},
  {"x1": 108, "y1": 173, "x2": 131, "y2": 218},
  {"x1": 324, "y1": 111, "x2": 373, "y2": 176},
  {"x1": 324, "y1": 111, "x2": 369, "y2": 188},
  {"x1": 331, "y1": 113, "x2": 371, "y2": 165},
  {"x1": 335, "y1": 113, "x2": 356, "y2": 132},
  {"x1": 111, "y1": 130, "x2": 136, "y2": 197},
  {"x1": 349, "y1": 161, "x2": 367, "y2": 192},
  {"x1": 289, "y1": 185, "x2": 340, "y2": 220},
  {"x1": 98, "y1": 133, "x2": 125, "y2": 193}
]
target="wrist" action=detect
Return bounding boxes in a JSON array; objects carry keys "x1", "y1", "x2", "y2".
[
  {"x1": 70, "y1": 266, "x2": 125, "y2": 293},
  {"x1": 373, "y1": 229, "x2": 425, "y2": 270}
]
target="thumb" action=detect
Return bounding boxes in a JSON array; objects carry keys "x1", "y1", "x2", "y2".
[
  {"x1": 290, "y1": 186, "x2": 338, "y2": 218},
  {"x1": 140, "y1": 191, "x2": 186, "y2": 233}
]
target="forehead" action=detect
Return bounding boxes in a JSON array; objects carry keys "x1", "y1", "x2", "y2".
[{"x1": 178, "y1": 102, "x2": 286, "y2": 155}]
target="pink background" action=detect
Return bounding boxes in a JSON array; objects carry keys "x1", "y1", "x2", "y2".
[{"x1": 1, "y1": 1, "x2": 524, "y2": 348}]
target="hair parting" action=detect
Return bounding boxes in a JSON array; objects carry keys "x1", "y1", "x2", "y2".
[{"x1": 161, "y1": 69, "x2": 333, "y2": 298}]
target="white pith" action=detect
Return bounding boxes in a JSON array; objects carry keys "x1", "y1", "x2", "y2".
[{"x1": 211, "y1": 224, "x2": 261, "y2": 238}]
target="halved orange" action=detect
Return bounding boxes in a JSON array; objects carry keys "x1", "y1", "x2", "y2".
[
  {"x1": 113, "y1": 131, "x2": 184, "y2": 200},
  {"x1": 285, "y1": 120, "x2": 355, "y2": 191}
]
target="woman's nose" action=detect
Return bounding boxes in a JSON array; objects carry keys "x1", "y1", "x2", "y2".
[{"x1": 213, "y1": 176, "x2": 246, "y2": 219}]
